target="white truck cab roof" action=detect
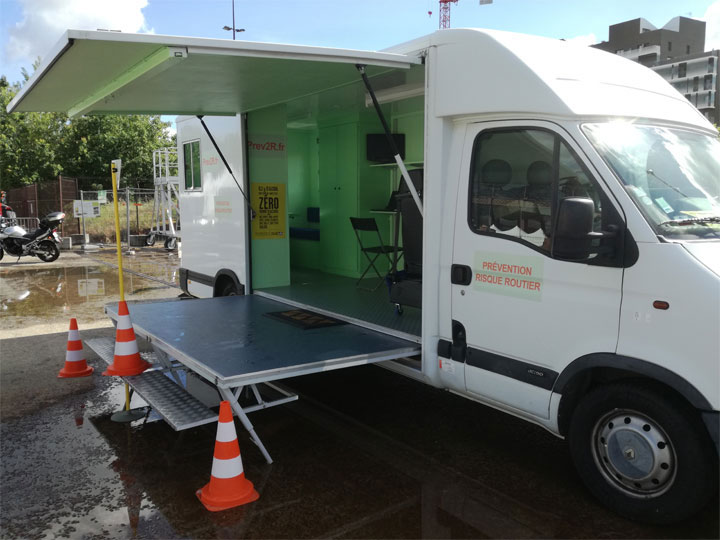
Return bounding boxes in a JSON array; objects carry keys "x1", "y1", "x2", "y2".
[{"x1": 386, "y1": 28, "x2": 712, "y2": 129}]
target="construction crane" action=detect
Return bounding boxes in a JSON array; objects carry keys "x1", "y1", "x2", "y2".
[
  {"x1": 438, "y1": 0, "x2": 457, "y2": 29},
  {"x1": 434, "y1": 0, "x2": 493, "y2": 29}
]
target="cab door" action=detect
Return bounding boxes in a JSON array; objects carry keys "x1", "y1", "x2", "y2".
[{"x1": 450, "y1": 121, "x2": 625, "y2": 419}]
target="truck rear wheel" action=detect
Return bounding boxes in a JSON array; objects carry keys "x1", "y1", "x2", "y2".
[
  {"x1": 568, "y1": 383, "x2": 717, "y2": 524},
  {"x1": 217, "y1": 281, "x2": 239, "y2": 296}
]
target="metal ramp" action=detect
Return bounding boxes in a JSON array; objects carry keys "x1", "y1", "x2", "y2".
[{"x1": 100, "y1": 294, "x2": 421, "y2": 462}]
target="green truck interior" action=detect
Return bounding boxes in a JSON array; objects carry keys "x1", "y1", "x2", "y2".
[{"x1": 250, "y1": 87, "x2": 425, "y2": 290}]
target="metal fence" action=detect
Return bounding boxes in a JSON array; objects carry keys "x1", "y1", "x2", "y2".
[
  {"x1": 16, "y1": 217, "x2": 40, "y2": 230},
  {"x1": 0, "y1": 216, "x2": 40, "y2": 230},
  {"x1": 7, "y1": 181, "x2": 180, "y2": 246},
  {"x1": 7, "y1": 176, "x2": 78, "y2": 236},
  {"x1": 75, "y1": 187, "x2": 178, "y2": 245}
]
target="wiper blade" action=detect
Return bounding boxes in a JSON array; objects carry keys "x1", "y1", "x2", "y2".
[{"x1": 658, "y1": 216, "x2": 720, "y2": 226}]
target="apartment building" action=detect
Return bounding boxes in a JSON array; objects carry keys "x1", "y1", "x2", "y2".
[{"x1": 593, "y1": 17, "x2": 718, "y2": 124}]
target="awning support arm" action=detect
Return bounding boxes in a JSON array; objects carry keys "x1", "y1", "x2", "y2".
[
  {"x1": 197, "y1": 115, "x2": 256, "y2": 219},
  {"x1": 355, "y1": 65, "x2": 423, "y2": 218}
]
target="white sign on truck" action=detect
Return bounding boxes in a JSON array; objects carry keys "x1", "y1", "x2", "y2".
[{"x1": 8, "y1": 28, "x2": 719, "y2": 524}]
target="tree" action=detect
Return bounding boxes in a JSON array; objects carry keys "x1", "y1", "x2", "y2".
[
  {"x1": 0, "y1": 74, "x2": 67, "y2": 189},
  {"x1": 59, "y1": 114, "x2": 173, "y2": 188},
  {"x1": 0, "y1": 64, "x2": 173, "y2": 190}
]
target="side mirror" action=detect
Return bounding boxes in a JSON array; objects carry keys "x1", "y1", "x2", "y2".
[{"x1": 553, "y1": 197, "x2": 594, "y2": 260}]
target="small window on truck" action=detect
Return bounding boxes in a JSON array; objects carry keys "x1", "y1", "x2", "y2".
[
  {"x1": 183, "y1": 140, "x2": 202, "y2": 190},
  {"x1": 468, "y1": 127, "x2": 619, "y2": 264},
  {"x1": 468, "y1": 128, "x2": 556, "y2": 252}
]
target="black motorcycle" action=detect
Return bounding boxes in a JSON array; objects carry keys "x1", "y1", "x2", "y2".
[{"x1": 0, "y1": 211, "x2": 65, "y2": 262}]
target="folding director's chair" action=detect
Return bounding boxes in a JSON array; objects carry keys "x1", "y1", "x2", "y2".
[{"x1": 349, "y1": 217, "x2": 403, "y2": 291}]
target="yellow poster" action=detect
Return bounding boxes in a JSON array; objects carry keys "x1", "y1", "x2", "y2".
[{"x1": 251, "y1": 183, "x2": 286, "y2": 240}]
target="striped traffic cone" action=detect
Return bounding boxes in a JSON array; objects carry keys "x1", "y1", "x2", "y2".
[
  {"x1": 58, "y1": 318, "x2": 93, "y2": 378},
  {"x1": 103, "y1": 301, "x2": 150, "y2": 377},
  {"x1": 197, "y1": 401, "x2": 259, "y2": 511}
]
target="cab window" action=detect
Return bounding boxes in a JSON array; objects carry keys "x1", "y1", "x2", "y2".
[{"x1": 468, "y1": 127, "x2": 616, "y2": 263}]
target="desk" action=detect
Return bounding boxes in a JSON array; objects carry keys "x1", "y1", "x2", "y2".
[{"x1": 370, "y1": 208, "x2": 402, "y2": 274}]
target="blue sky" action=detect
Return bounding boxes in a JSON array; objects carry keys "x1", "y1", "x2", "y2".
[{"x1": 1, "y1": 0, "x2": 719, "y2": 88}]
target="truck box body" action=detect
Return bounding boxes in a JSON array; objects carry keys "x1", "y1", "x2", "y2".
[{"x1": 7, "y1": 27, "x2": 719, "y2": 523}]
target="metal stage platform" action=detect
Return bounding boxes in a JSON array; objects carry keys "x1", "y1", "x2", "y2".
[{"x1": 93, "y1": 294, "x2": 420, "y2": 463}]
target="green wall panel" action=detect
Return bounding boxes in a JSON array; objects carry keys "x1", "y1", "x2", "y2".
[
  {"x1": 288, "y1": 128, "x2": 321, "y2": 270},
  {"x1": 249, "y1": 105, "x2": 290, "y2": 289}
]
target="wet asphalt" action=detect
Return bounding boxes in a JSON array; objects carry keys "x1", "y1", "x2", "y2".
[{"x1": 0, "y1": 248, "x2": 718, "y2": 539}]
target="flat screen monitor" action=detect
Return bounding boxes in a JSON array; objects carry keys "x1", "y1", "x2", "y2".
[{"x1": 366, "y1": 134, "x2": 405, "y2": 163}]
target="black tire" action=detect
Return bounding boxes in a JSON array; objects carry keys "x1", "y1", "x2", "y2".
[
  {"x1": 217, "y1": 281, "x2": 239, "y2": 296},
  {"x1": 164, "y1": 237, "x2": 177, "y2": 250},
  {"x1": 568, "y1": 382, "x2": 717, "y2": 524},
  {"x1": 145, "y1": 233, "x2": 156, "y2": 246},
  {"x1": 35, "y1": 240, "x2": 60, "y2": 262},
  {"x1": 0, "y1": 247, "x2": 4, "y2": 261}
]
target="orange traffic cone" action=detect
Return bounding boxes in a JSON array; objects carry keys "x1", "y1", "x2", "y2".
[
  {"x1": 197, "y1": 401, "x2": 259, "y2": 511},
  {"x1": 58, "y1": 318, "x2": 93, "y2": 378},
  {"x1": 103, "y1": 301, "x2": 150, "y2": 376}
]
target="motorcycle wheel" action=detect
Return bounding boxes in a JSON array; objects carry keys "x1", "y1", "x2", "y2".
[{"x1": 36, "y1": 240, "x2": 60, "y2": 262}]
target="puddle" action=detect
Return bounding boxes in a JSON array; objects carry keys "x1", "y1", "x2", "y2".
[
  {"x1": 0, "y1": 262, "x2": 179, "y2": 331},
  {"x1": 81, "y1": 248, "x2": 180, "y2": 287}
]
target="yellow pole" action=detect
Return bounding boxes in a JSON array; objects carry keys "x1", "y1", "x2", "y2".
[
  {"x1": 110, "y1": 161, "x2": 125, "y2": 302},
  {"x1": 111, "y1": 161, "x2": 131, "y2": 412}
]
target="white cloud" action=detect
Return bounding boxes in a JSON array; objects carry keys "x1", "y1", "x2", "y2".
[
  {"x1": 162, "y1": 115, "x2": 177, "y2": 138},
  {"x1": 704, "y1": 0, "x2": 720, "y2": 50},
  {"x1": 6, "y1": 0, "x2": 151, "y2": 65},
  {"x1": 565, "y1": 33, "x2": 598, "y2": 47}
]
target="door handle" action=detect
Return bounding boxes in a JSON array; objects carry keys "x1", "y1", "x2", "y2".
[{"x1": 451, "y1": 264, "x2": 472, "y2": 285}]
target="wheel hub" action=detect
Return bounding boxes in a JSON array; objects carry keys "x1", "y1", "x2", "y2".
[{"x1": 593, "y1": 410, "x2": 675, "y2": 497}]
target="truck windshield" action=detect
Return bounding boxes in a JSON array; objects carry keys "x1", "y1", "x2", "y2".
[{"x1": 583, "y1": 123, "x2": 720, "y2": 240}]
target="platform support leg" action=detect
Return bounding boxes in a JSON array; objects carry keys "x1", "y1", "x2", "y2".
[{"x1": 218, "y1": 386, "x2": 273, "y2": 465}]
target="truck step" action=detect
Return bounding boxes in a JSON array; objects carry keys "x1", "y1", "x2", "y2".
[
  {"x1": 85, "y1": 336, "x2": 158, "y2": 366},
  {"x1": 85, "y1": 338, "x2": 218, "y2": 431}
]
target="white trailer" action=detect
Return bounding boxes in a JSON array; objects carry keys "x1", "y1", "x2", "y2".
[{"x1": 8, "y1": 28, "x2": 719, "y2": 524}]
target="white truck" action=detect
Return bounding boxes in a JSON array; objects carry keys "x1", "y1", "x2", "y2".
[{"x1": 9, "y1": 27, "x2": 719, "y2": 524}]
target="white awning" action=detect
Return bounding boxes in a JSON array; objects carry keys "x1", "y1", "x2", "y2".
[{"x1": 8, "y1": 30, "x2": 421, "y2": 117}]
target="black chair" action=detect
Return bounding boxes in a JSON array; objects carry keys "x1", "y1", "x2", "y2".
[
  {"x1": 389, "y1": 168, "x2": 424, "y2": 312},
  {"x1": 471, "y1": 159, "x2": 514, "y2": 231},
  {"x1": 349, "y1": 217, "x2": 402, "y2": 291}
]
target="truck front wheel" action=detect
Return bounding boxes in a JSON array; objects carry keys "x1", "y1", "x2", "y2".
[{"x1": 568, "y1": 383, "x2": 717, "y2": 524}]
